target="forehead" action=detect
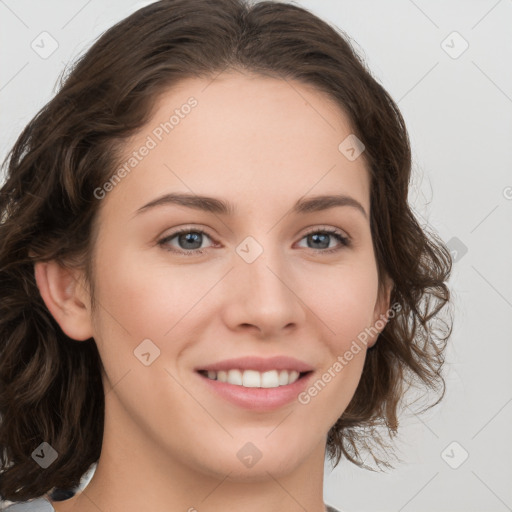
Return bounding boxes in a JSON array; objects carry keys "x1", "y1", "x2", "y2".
[{"x1": 99, "y1": 72, "x2": 370, "y2": 221}]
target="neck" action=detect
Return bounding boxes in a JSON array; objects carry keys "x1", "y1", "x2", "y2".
[{"x1": 52, "y1": 392, "x2": 329, "y2": 512}]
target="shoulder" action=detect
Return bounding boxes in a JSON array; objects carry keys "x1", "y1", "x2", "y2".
[{"x1": 3, "y1": 497, "x2": 54, "y2": 511}]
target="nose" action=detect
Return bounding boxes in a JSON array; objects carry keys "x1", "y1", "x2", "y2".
[{"x1": 219, "y1": 240, "x2": 306, "y2": 338}]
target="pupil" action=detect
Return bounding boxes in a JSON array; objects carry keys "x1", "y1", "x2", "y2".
[
  {"x1": 310, "y1": 233, "x2": 329, "y2": 249},
  {"x1": 180, "y1": 232, "x2": 202, "y2": 249}
]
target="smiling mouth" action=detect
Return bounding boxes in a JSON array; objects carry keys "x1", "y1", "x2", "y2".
[{"x1": 197, "y1": 369, "x2": 312, "y2": 388}]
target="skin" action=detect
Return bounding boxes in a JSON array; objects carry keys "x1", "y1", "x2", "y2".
[{"x1": 35, "y1": 71, "x2": 392, "y2": 512}]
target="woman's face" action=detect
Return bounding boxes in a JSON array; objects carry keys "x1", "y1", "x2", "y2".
[{"x1": 80, "y1": 72, "x2": 391, "y2": 480}]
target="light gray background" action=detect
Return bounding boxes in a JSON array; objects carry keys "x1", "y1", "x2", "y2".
[{"x1": 1, "y1": 1, "x2": 511, "y2": 511}]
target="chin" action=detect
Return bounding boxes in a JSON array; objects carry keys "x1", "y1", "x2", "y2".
[{"x1": 195, "y1": 439, "x2": 309, "y2": 481}]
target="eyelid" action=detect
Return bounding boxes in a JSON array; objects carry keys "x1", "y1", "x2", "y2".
[{"x1": 300, "y1": 224, "x2": 350, "y2": 241}]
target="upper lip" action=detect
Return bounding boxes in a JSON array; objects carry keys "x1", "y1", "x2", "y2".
[{"x1": 195, "y1": 356, "x2": 314, "y2": 373}]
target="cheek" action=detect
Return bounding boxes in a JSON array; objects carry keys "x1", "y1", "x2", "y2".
[
  {"x1": 88, "y1": 248, "x2": 208, "y2": 436},
  {"x1": 92, "y1": 244, "x2": 211, "y2": 343},
  {"x1": 296, "y1": 260, "x2": 378, "y2": 414},
  {"x1": 88, "y1": 245, "x2": 213, "y2": 395},
  {"x1": 302, "y1": 351, "x2": 366, "y2": 434},
  {"x1": 304, "y1": 259, "x2": 379, "y2": 347}
]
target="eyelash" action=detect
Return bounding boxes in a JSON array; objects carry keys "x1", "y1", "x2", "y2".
[{"x1": 157, "y1": 226, "x2": 351, "y2": 256}]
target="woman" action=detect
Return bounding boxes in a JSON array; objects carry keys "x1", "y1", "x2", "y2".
[{"x1": 0, "y1": 1, "x2": 452, "y2": 511}]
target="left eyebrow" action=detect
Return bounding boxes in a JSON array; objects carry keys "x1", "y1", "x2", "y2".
[
  {"x1": 133, "y1": 192, "x2": 367, "y2": 219},
  {"x1": 294, "y1": 194, "x2": 367, "y2": 219}
]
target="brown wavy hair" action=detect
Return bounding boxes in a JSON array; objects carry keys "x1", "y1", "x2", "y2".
[{"x1": 0, "y1": 0, "x2": 453, "y2": 502}]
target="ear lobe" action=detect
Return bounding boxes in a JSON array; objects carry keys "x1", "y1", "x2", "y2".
[
  {"x1": 34, "y1": 260, "x2": 93, "y2": 341},
  {"x1": 367, "y1": 274, "x2": 394, "y2": 348}
]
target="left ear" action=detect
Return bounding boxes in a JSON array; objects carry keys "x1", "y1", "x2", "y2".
[{"x1": 367, "y1": 273, "x2": 394, "y2": 348}]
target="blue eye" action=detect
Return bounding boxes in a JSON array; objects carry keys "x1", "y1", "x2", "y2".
[
  {"x1": 298, "y1": 227, "x2": 351, "y2": 253},
  {"x1": 158, "y1": 229, "x2": 214, "y2": 255},
  {"x1": 157, "y1": 226, "x2": 351, "y2": 256}
]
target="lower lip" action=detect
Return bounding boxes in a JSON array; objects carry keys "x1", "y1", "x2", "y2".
[{"x1": 197, "y1": 371, "x2": 314, "y2": 411}]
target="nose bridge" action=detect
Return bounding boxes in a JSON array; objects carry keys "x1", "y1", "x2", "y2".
[{"x1": 225, "y1": 233, "x2": 304, "y2": 332}]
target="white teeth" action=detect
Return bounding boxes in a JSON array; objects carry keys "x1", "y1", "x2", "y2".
[
  {"x1": 227, "y1": 369, "x2": 243, "y2": 385},
  {"x1": 203, "y1": 369, "x2": 302, "y2": 387},
  {"x1": 242, "y1": 370, "x2": 261, "y2": 388},
  {"x1": 278, "y1": 369, "x2": 289, "y2": 386},
  {"x1": 261, "y1": 370, "x2": 279, "y2": 388}
]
